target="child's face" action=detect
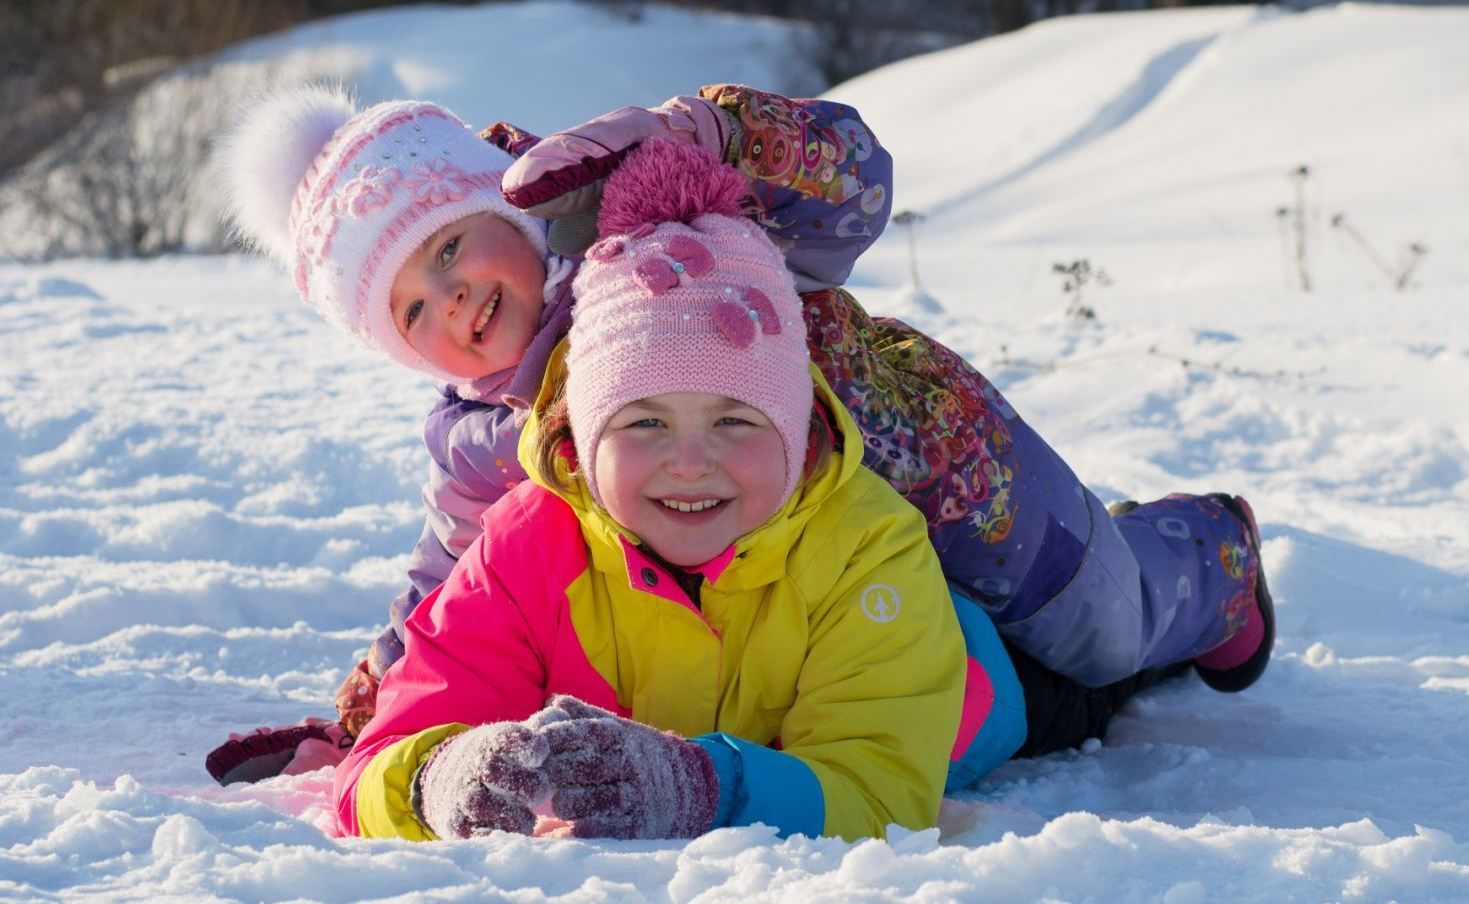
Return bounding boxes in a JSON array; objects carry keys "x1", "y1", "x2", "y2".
[
  {"x1": 594, "y1": 392, "x2": 788, "y2": 568},
  {"x1": 390, "y1": 213, "x2": 546, "y2": 379}
]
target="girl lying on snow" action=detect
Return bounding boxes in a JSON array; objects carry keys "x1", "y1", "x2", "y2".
[
  {"x1": 211, "y1": 85, "x2": 1273, "y2": 812},
  {"x1": 337, "y1": 139, "x2": 1233, "y2": 839}
]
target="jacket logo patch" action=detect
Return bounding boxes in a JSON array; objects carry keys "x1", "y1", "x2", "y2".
[{"x1": 860, "y1": 584, "x2": 901, "y2": 623}]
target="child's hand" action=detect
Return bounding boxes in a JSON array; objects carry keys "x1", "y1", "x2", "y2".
[
  {"x1": 500, "y1": 96, "x2": 731, "y2": 255},
  {"x1": 414, "y1": 722, "x2": 551, "y2": 838},
  {"x1": 533, "y1": 695, "x2": 719, "y2": 839}
]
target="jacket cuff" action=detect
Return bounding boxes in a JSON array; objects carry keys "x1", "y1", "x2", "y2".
[
  {"x1": 694, "y1": 733, "x2": 824, "y2": 838},
  {"x1": 354, "y1": 723, "x2": 468, "y2": 840},
  {"x1": 693, "y1": 735, "x2": 741, "y2": 827}
]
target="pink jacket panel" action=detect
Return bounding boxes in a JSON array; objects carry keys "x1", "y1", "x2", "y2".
[{"x1": 333, "y1": 483, "x2": 620, "y2": 834}]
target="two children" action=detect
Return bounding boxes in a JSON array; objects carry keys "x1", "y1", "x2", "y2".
[
  {"x1": 341, "y1": 141, "x2": 971, "y2": 838},
  {"x1": 212, "y1": 83, "x2": 1274, "y2": 836}
]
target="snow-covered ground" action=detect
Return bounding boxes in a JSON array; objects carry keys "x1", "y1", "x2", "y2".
[{"x1": 4, "y1": 2, "x2": 1469, "y2": 900}]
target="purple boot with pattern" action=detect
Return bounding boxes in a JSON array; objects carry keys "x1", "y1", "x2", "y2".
[{"x1": 1193, "y1": 494, "x2": 1274, "y2": 692}]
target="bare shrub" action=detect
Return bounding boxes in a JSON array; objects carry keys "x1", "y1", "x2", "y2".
[
  {"x1": 0, "y1": 0, "x2": 322, "y2": 179},
  {"x1": 1, "y1": 61, "x2": 327, "y2": 260}
]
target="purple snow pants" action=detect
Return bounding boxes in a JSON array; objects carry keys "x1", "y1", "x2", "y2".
[
  {"x1": 802, "y1": 287, "x2": 1257, "y2": 689},
  {"x1": 933, "y1": 415, "x2": 1256, "y2": 687}
]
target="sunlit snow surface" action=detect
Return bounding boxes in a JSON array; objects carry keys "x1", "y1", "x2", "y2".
[{"x1": 3, "y1": 3, "x2": 1469, "y2": 901}]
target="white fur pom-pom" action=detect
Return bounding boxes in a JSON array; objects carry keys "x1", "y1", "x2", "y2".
[{"x1": 216, "y1": 84, "x2": 357, "y2": 264}]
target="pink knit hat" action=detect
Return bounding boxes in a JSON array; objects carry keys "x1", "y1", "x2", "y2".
[
  {"x1": 218, "y1": 85, "x2": 548, "y2": 383},
  {"x1": 567, "y1": 139, "x2": 812, "y2": 507}
]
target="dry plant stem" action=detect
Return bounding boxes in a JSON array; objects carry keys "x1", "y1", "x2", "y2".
[
  {"x1": 1330, "y1": 212, "x2": 1395, "y2": 281},
  {"x1": 1291, "y1": 166, "x2": 1311, "y2": 293},
  {"x1": 1394, "y1": 244, "x2": 1427, "y2": 290},
  {"x1": 893, "y1": 210, "x2": 926, "y2": 291}
]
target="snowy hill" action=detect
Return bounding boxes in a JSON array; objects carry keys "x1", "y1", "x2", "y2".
[
  {"x1": 838, "y1": 3, "x2": 1469, "y2": 296},
  {"x1": 3, "y1": 3, "x2": 1468, "y2": 901},
  {"x1": 208, "y1": 0, "x2": 821, "y2": 133}
]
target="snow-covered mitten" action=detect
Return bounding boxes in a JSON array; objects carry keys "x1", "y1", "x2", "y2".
[
  {"x1": 413, "y1": 722, "x2": 551, "y2": 838},
  {"x1": 534, "y1": 695, "x2": 718, "y2": 840},
  {"x1": 499, "y1": 96, "x2": 734, "y2": 254}
]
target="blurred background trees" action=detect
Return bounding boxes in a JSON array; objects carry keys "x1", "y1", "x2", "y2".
[
  {"x1": 0, "y1": 0, "x2": 1257, "y2": 189},
  {"x1": 0, "y1": 0, "x2": 417, "y2": 179},
  {"x1": 0, "y1": 0, "x2": 461, "y2": 258},
  {"x1": 0, "y1": 0, "x2": 1407, "y2": 260},
  {"x1": 652, "y1": 0, "x2": 1252, "y2": 85}
]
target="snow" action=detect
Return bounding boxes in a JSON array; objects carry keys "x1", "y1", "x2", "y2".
[{"x1": 3, "y1": 2, "x2": 1469, "y2": 900}]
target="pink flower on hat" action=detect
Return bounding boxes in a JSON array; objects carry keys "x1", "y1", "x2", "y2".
[
  {"x1": 341, "y1": 165, "x2": 401, "y2": 218},
  {"x1": 406, "y1": 158, "x2": 468, "y2": 205},
  {"x1": 712, "y1": 288, "x2": 781, "y2": 349},
  {"x1": 300, "y1": 193, "x2": 340, "y2": 266},
  {"x1": 631, "y1": 235, "x2": 716, "y2": 294}
]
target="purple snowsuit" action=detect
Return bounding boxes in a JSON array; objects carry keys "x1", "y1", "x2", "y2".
[{"x1": 366, "y1": 85, "x2": 1256, "y2": 690}]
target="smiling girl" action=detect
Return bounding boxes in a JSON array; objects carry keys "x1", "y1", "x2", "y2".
[{"x1": 388, "y1": 211, "x2": 548, "y2": 380}]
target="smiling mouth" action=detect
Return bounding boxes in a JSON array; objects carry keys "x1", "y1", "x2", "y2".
[
  {"x1": 658, "y1": 498, "x2": 724, "y2": 513},
  {"x1": 471, "y1": 289, "x2": 501, "y2": 342}
]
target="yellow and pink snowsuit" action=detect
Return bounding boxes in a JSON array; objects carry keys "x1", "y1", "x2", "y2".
[{"x1": 334, "y1": 357, "x2": 1009, "y2": 841}]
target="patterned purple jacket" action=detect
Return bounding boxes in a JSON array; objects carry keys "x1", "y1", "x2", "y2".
[{"x1": 368, "y1": 84, "x2": 1237, "y2": 691}]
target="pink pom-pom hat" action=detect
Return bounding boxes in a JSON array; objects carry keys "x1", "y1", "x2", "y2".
[{"x1": 567, "y1": 138, "x2": 812, "y2": 508}]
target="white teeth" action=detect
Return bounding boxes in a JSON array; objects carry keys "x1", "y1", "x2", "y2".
[
  {"x1": 472, "y1": 290, "x2": 499, "y2": 340},
  {"x1": 660, "y1": 499, "x2": 721, "y2": 513}
]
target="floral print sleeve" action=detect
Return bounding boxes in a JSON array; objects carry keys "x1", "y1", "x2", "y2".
[
  {"x1": 700, "y1": 84, "x2": 892, "y2": 290},
  {"x1": 801, "y1": 288, "x2": 1019, "y2": 551}
]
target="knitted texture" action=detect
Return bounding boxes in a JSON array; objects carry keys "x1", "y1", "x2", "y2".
[
  {"x1": 535, "y1": 695, "x2": 718, "y2": 839},
  {"x1": 415, "y1": 721, "x2": 551, "y2": 838},
  {"x1": 595, "y1": 133, "x2": 745, "y2": 234},
  {"x1": 567, "y1": 139, "x2": 811, "y2": 506},
  {"x1": 218, "y1": 85, "x2": 548, "y2": 382}
]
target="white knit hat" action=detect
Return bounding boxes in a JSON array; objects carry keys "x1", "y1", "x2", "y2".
[{"x1": 217, "y1": 84, "x2": 548, "y2": 382}]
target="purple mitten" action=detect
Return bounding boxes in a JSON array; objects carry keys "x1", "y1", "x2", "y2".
[
  {"x1": 534, "y1": 695, "x2": 718, "y2": 840},
  {"x1": 414, "y1": 722, "x2": 551, "y2": 838},
  {"x1": 500, "y1": 96, "x2": 731, "y2": 219}
]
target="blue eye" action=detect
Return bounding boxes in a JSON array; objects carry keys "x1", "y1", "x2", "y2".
[
  {"x1": 404, "y1": 299, "x2": 423, "y2": 330},
  {"x1": 616, "y1": 416, "x2": 663, "y2": 430},
  {"x1": 438, "y1": 237, "x2": 459, "y2": 266}
]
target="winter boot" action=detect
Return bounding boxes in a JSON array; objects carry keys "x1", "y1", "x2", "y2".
[
  {"x1": 1193, "y1": 494, "x2": 1274, "y2": 692},
  {"x1": 205, "y1": 717, "x2": 353, "y2": 785},
  {"x1": 1006, "y1": 640, "x2": 1190, "y2": 758}
]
